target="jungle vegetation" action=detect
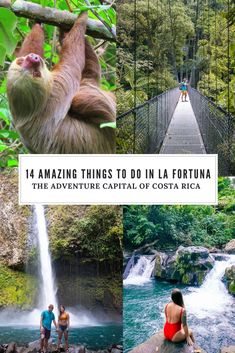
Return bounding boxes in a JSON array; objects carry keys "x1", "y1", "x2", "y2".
[
  {"x1": 117, "y1": 0, "x2": 235, "y2": 115},
  {"x1": 124, "y1": 177, "x2": 235, "y2": 250}
]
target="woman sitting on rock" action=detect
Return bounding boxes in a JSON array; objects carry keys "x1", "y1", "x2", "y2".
[
  {"x1": 164, "y1": 289, "x2": 195, "y2": 346},
  {"x1": 57, "y1": 305, "x2": 70, "y2": 352}
]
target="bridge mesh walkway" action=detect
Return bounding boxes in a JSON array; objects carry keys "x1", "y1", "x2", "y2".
[
  {"x1": 160, "y1": 98, "x2": 206, "y2": 154},
  {"x1": 117, "y1": 88, "x2": 234, "y2": 175}
]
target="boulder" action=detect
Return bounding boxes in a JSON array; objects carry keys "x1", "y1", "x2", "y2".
[
  {"x1": 154, "y1": 246, "x2": 214, "y2": 285},
  {"x1": 75, "y1": 346, "x2": 86, "y2": 353},
  {"x1": 224, "y1": 265, "x2": 235, "y2": 295},
  {"x1": 220, "y1": 346, "x2": 235, "y2": 353},
  {"x1": 110, "y1": 344, "x2": 123, "y2": 353},
  {"x1": 224, "y1": 240, "x2": 235, "y2": 254},
  {"x1": 129, "y1": 331, "x2": 206, "y2": 353},
  {"x1": 212, "y1": 254, "x2": 228, "y2": 261},
  {"x1": 6, "y1": 343, "x2": 17, "y2": 353},
  {"x1": 208, "y1": 247, "x2": 221, "y2": 253}
]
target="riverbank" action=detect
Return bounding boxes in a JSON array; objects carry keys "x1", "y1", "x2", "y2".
[{"x1": 0, "y1": 341, "x2": 123, "y2": 353}]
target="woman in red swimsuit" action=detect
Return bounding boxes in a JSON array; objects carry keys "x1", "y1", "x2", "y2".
[{"x1": 164, "y1": 289, "x2": 195, "y2": 346}]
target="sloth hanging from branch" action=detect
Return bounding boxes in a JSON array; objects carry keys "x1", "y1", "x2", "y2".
[{"x1": 7, "y1": 12, "x2": 116, "y2": 154}]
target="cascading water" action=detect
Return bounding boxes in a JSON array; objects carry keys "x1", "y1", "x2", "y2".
[
  {"x1": 0, "y1": 206, "x2": 123, "y2": 348},
  {"x1": 123, "y1": 256, "x2": 155, "y2": 286},
  {"x1": 34, "y1": 205, "x2": 58, "y2": 313},
  {"x1": 0, "y1": 204, "x2": 101, "y2": 327},
  {"x1": 33, "y1": 205, "x2": 96, "y2": 326},
  {"x1": 124, "y1": 253, "x2": 235, "y2": 353},
  {"x1": 185, "y1": 254, "x2": 235, "y2": 318}
]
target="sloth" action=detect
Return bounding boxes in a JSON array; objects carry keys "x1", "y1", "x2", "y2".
[{"x1": 7, "y1": 13, "x2": 115, "y2": 154}]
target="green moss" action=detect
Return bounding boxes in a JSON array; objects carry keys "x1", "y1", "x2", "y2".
[
  {"x1": 154, "y1": 256, "x2": 162, "y2": 277},
  {"x1": 229, "y1": 281, "x2": 235, "y2": 295},
  {"x1": 182, "y1": 273, "x2": 191, "y2": 284},
  {"x1": 0, "y1": 265, "x2": 38, "y2": 309},
  {"x1": 197, "y1": 271, "x2": 205, "y2": 285},
  {"x1": 46, "y1": 205, "x2": 122, "y2": 263}
]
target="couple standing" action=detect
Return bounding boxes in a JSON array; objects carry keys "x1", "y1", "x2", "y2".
[{"x1": 40, "y1": 304, "x2": 70, "y2": 353}]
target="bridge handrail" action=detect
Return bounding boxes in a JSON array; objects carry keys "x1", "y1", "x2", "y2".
[
  {"x1": 117, "y1": 87, "x2": 179, "y2": 120},
  {"x1": 190, "y1": 87, "x2": 234, "y2": 120}
]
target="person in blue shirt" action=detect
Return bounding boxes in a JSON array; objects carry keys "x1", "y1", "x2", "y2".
[
  {"x1": 40, "y1": 304, "x2": 57, "y2": 353},
  {"x1": 179, "y1": 78, "x2": 188, "y2": 102}
]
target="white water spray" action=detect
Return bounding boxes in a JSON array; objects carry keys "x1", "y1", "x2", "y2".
[
  {"x1": 0, "y1": 205, "x2": 109, "y2": 327},
  {"x1": 124, "y1": 256, "x2": 155, "y2": 286},
  {"x1": 185, "y1": 254, "x2": 235, "y2": 319},
  {"x1": 34, "y1": 205, "x2": 58, "y2": 313}
]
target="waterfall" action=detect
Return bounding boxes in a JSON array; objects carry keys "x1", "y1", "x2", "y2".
[
  {"x1": 34, "y1": 205, "x2": 58, "y2": 314},
  {"x1": 185, "y1": 254, "x2": 235, "y2": 319},
  {"x1": 123, "y1": 255, "x2": 155, "y2": 286},
  {"x1": 0, "y1": 205, "x2": 102, "y2": 328},
  {"x1": 123, "y1": 253, "x2": 135, "y2": 279}
]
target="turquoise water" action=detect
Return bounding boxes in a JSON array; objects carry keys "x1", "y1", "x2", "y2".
[
  {"x1": 0, "y1": 325, "x2": 122, "y2": 349},
  {"x1": 124, "y1": 279, "x2": 235, "y2": 353}
]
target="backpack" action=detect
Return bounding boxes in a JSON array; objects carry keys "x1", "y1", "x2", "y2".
[{"x1": 179, "y1": 82, "x2": 187, "y2": 90}]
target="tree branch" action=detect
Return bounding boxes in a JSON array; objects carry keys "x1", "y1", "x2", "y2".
[{"x1": 0, "y1": 0, "x2": 116, "y2": 41}]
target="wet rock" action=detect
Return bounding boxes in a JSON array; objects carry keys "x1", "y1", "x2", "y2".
[
  {"x1": 154, "y1": 246, "x2": 214, "y2": 285},
  {"x1": 17, "y1": 348, "x2": 25, "y2": 353},
  {"x1": 0, "y1": 172, "x2": 30, "y2": 269},
  {"x1": 129, "y1": 331, "x2": 206, "y2": 353},
  {"x1": 0, "y1": 343, "x2": 120, "y2": 353},
  {"x1": 212, "y1": 253, "x2": 228, "y2": 261},
  {"x1": 109, "y1": 345, "x2": 123, "y2": 353},
  {"x1": 224, "y1": 240, "x2": 235, "y2": 254},
  {"x1": 6, "y1": 343, "x2": 17, "y2": 353},
  {"x1": 225, "y1": 265, "x2": 235, "y2": 295},
  {"x1": 220, "y1": 346, "x2": 235, "y2": 353},
  {"x1": 76, "y1": 346, "x2": 86, "y2": 353},
  {"x1": 208, "y1": 247, "x2": 221, "y2": 253}
]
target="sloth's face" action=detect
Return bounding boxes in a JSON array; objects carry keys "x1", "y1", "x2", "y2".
[
  {"x1": 7, "y1": 53, "x2": 51, "y2": 97},
  {"x1": 15, "y1": 53, "x2": 44, "y2": 78},
  {"x1": 8, "y1": 53, "x2": 49, "y2": 82},
  {"x1": 7, "y1": 54, "x2": 52, "y2": 121}
]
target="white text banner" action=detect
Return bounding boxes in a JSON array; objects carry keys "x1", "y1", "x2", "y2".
[{"x1": 19, "y1": 154, "x2": 218, "y2": 205}]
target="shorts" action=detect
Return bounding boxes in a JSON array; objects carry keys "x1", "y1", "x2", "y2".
[
  {"x1": 181, "y1": 90, "x2": 188, "y2": 96},
  {"x1": 41, "y1": 327, "x2": 51, "y2": 340},
  {"x1": 59, "y1": 325, "x2": 68, "y2": 332}
]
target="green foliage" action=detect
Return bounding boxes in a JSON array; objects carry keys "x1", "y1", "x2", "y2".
[
  {"x1": 117, "y1": 0, "x2": 235, "y2": 116},
  {"x1": 124, "y1": 178, "x2": 235, "y2": 250},
  {"x1": 0, "y1": 9, "x2": 18, "y2": 65},
  {"x1": 192, "y1": 1, "x2": 235, "y2": 114},
  {"x1": 117, "y1": 0, "x2": 195, "y2": 113},
  {"x1": 0, "y1": 264, "x2": 38, "y2": 308},
  {"x1": 48, "y1": 205, "x2": 123, "y2": 262},
  {"x1": 0, "y1": 0, "x2": 116, "y2": 167}
]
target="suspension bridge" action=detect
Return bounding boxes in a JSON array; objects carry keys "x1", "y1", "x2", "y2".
[
  {"x1": 117, "y1": 0, "x2": 235, "y2": 176},
  {"x1": 117, "y1": 88, "x2": 235, "y2": 175}
]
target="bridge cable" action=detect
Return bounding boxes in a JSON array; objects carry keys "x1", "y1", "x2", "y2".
[
  {"x1": 227, "y1": 0, "x2": 230, "y2": 114},
  {"x1": 164, "y1": 0, "x2": 167, "y2": 130},
  {"x1": 167, "y1": 0, "x2": 178, "y2": 81},
  {"x1": 133, "y1": 0, "x2": 137, "y2": 153},
  {"x1": 214, "y1": 0, "x2": 218, "y2": 104},
  {"x1": 156, "y1": 0, "x2": 159, "y2": 94},
  {"x1": 147, "y1": 0, "x2": 150, "y2": 144},
  {"x1": 207, "y1": 0, "x2": 211, "y2": 97},
  {"x1": 203, "y1": 1, "x2": 206, "y2": 94}
]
